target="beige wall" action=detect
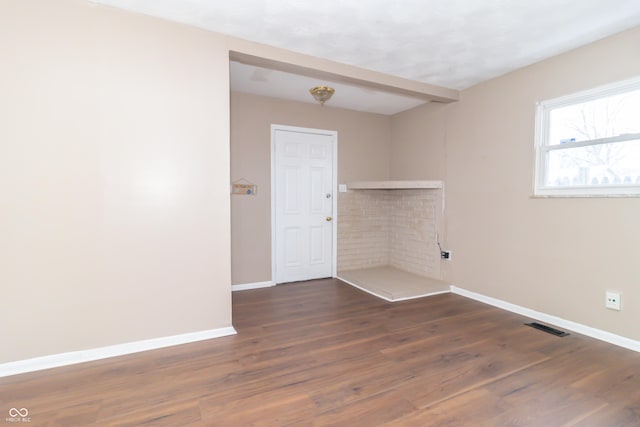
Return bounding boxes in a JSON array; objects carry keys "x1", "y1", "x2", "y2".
[
  {"x1": 230, "y1": 92, "x2": 391, "y2": 285},
  {"x1": 391, "y1": 27, "x2": 640, "y2": 341},
  {"x1": 390, "y1": 102, "x2": 449, "y2": 180},
  {"x1": 0, "y1": 0, "x2": 231, "y2": 363}
]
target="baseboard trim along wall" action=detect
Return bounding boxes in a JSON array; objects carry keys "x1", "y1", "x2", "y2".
[
  {"x1": 0, "y1": 326, "x2": 237, "y2": 378},
  {"x1": 231, "y1": 281, "x2": 275, "y2": 291},
  {"x1": 451, "y1": 286, "x2": 640, "y2": 353},
  {"x1": 5, "y1": 286, "x2": 637, "y2": 377},
  {"x1": 338, "y1": 275, "x2": 449, "y2": 303}
]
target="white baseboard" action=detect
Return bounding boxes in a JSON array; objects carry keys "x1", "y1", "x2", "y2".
[
  {"x1": 337, "y1": 275, "x2": 394, "y2": 302},
  {"x1": 450, "y1": 285, "x2": 640, "y2": 353},
  {"x1": 338, "y1": 275, "x2": 450, "y2": 302},
  {"x1": 232, "y1": 280, "x2": 275, "y2": 291},
  {"x1": 0, "y1": 326, "x2": 237, "y2": 378}
]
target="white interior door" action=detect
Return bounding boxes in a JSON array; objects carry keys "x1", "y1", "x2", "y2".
[{"x1": 273, "y1": 126, "x2": 336, "y2": 284}]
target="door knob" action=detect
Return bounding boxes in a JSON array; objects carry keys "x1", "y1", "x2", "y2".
[{"x1": 326, "y1": 216, "x2": 333, "y2": 222}]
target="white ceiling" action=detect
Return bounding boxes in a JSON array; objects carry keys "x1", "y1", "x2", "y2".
[{"x1": 93, "y1": 0, "x2": 640, "y2": 114}]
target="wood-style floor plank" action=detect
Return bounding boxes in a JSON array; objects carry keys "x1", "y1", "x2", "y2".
[{"x1": 2, "y1": 278, "x2": 639, "y2": 426}]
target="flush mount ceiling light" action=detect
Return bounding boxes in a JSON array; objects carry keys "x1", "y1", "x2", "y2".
[{"x1": 309, "y1": 86, "x2": 335, "y2": 106}]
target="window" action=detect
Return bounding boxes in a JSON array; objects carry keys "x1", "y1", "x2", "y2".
[{"x1": 534, "y1": 76, "x2": 640, "y2": 196}]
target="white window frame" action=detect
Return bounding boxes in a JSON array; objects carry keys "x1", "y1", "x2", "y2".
[{"x1": 534, "y1": 76, "x2": 640, "y2": 197}]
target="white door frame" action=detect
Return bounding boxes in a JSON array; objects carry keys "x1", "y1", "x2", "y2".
[{"x1": 271, "y1": 124, "x2": 338, "y2": 284}]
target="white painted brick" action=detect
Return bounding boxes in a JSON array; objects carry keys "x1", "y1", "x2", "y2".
[{"x1": 338, "y1": 189, "x2": 442, "y2": 277}]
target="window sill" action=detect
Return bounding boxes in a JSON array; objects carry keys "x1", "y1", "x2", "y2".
[{"x1": 531, "y1": 193, "x2": 640, "y2": 199}]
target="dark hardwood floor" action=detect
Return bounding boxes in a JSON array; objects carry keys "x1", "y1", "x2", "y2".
[{"x1": 2, "y1": 279, "x2": 639, "y2": 426}]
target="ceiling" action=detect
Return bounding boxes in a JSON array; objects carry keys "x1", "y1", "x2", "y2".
[{"x1": 92, "y1": 0, "x2": 640, "y2": 115}]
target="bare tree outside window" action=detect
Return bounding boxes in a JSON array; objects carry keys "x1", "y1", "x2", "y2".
[{"x1": 545, "y1": 88, "x2": 640, "y2": 187}]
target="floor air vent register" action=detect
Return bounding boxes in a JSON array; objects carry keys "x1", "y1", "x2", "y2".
[{"x1": 525, "y1": 322, "x2": 570, "y2": 337}]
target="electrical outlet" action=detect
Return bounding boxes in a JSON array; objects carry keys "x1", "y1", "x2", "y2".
[
  {"x1": 605, "y1": 291, "x2": 621, "y2": 310},
  {"x1": 440, "y1": 250, "x2": 452, "y2": 260}
]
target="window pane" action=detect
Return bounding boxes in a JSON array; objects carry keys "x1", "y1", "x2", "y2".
[
  {"x1": 548, "y1": 88, "x2": 640, "y2": 145},
  {"x1": 545, "y1": 139, "x2": 640, "y2": 187}
]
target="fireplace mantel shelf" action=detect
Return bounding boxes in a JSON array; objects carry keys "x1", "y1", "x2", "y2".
[{"x1": 346, "y1": 180, "x2": 443, "y2": 190}]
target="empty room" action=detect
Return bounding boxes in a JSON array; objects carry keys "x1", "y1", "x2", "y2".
[{"x1": 2, "y1": 0, "x2": 640, "y2": 425}]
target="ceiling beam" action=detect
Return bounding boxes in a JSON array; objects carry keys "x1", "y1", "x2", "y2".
[{"x1": 228, "y1": 38, "x2": 459, "y2": 104}]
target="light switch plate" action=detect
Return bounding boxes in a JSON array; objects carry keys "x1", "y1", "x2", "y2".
[{"x1": 338, "y1": 184, "x2": 347, "y2": 192}]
